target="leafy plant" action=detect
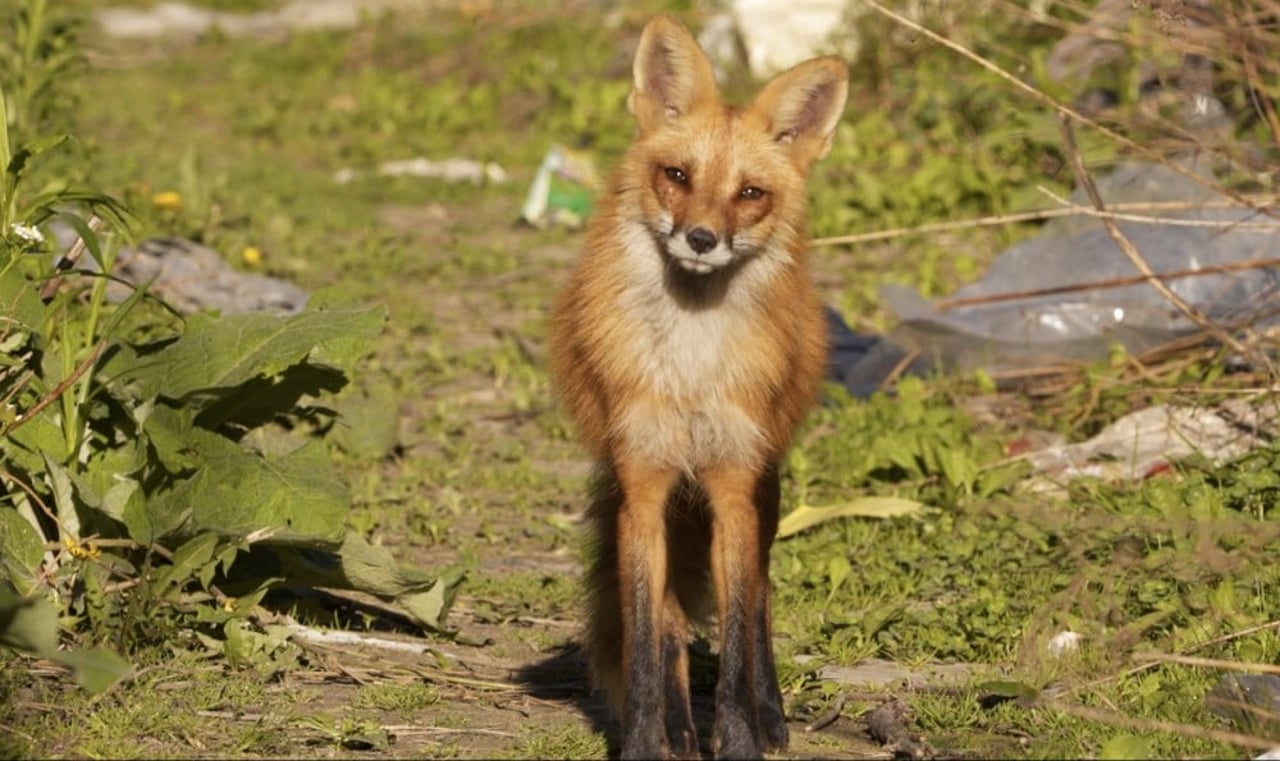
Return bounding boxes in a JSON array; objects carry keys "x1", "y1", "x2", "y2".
[
  {"x1": 795, "y1": 377, "x2": 1023, "y2": 509},
  {"x1": 0, "y1": 44, "x2": 461, "y2": 692},
  {"x1": 0, "y1": 0, "x2": 83, "y2": 140}
]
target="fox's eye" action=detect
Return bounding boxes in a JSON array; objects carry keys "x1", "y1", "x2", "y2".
[
  {"x1": 664, "y1": 166, "x2": 688, "y2": 185},
  {"x1": 739, "y1": 186, "x2": 765, "y2": 201}
]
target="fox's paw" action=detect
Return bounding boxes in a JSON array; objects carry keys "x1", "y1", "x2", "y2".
[
  {"x1": 620, "y1": 723, "x2": 666, "y2": 761},
  {"x1": 668, "y1": 727, "x2": 698, "y2": 760},
  {"x1": 712, "y1": 712, "x2": 761, "y2": 760},
  {"x1": 757, "y1": 699, "x2": 789, "y2": 752}
]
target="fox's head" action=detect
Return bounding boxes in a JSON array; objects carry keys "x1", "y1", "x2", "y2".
[{"x1": 621, "y1": 15, "x2": 848, "y2": 277}]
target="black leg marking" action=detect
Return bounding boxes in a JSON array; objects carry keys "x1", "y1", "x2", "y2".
[{"x1": 621, "y1": 570, "x2": 666, "y2": 759}]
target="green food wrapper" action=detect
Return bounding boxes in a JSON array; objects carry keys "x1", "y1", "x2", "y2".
[{"x1": 520, "y1": 144, "x2": 599, "y2": 229}]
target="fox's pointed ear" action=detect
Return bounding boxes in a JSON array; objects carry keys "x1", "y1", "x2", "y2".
[
  {"x1": 751, "y1": 57, "x2": 848, "y2": 170},
  {"x1": 628, "y1": 15, "x2": 719, "y2": 134}
]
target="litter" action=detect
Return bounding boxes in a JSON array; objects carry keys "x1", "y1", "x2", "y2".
[
  {"x1": 519, "y1": 144, "x2": 599, "y2": 230},
  {"x1": 834, "y1": 161, "x2": 1280, "y2": 390},
  {"x1": 1014, "y1": 400, "x2": 1278, "y2": 484},
  {"x1": 334, "y1": 157, "x2": 507, "y2": 186}
]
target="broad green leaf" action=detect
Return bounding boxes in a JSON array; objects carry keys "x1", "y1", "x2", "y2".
[
  {"x1": 121, "y1": 488, "x2": 154, "y2": 546},
  {"x1": 0, "y1": 587, "x2": 58, "y2": 656},
  {"x1": 0, "y1": 581, "x2": 133, "y2": 694},
  {"x1": 881, "y1": 434, "x2": 922, "y2": 476},
  {"x1": 1098, "y1": 733, "x2": 1151, "y2": 761},
  {"x1": 152, "y1": 533, "x2": 220, "y2": 595},
  {"x1": 76, "y1": 439, "x2": 146, "y2": 512},
  {"x1": 938, "y1": 447, "x2": 978, "y2": 493},
  {"x1": 977, "y1": 461, "x2": 1029, "y2": 498},
  {"x1": 272, "y1": 532, "x2": 464, "y2": 632},
  {"x1": 977, "y1": 680, "x2": 1039, "y2": 700},
  {"x1": 307, "y1": 306, "x2": 389, "y2": 371},
  {"x1": 149, "y1": 434, "x2": 348, "y2": 544},
  {"x1": 142, "y1": 404, "x2": 198, "y2": 473},
  {"x1": 193, "y1": 362, "x2": 346, "y2": 431},
  {"x1": 52, "y1": 647, "x2": 133, "y2": 694},
  {"x1": 0, "y1": 508, "x2": 45, "y2": 594},
  {"x1": 330, "y1": 379, "x2": 401, "y2": 461},
  {"x1": 221, "y1": 620, "x2": 295, "y2": 669},
  {"x1": 5, "y1": 413, "x2": 67, "y2": 472},
  {"x1": 0, "y1": 266, "x2": 44, "y2": 330},
  {"x1": 223, "y1": 619, "x2": 253, "y2": 667},
  {"x1": 49, "y1": 211, "x2": 106, "y2": 272},
  {"x1": 99, "y1": 478, "x2": 141, "y2": 524},
  {"x1": 778, "y1": 497, "x2": 927, "y2": 539},
  {"x1": 120, "y1": 306, "x2": 385, "y2": 401},
  {"x1": 398, "y1": 570, "x2": 464, "y2": 633},
  {"x1": 214, "y1": 540, "x2": 246, "y2": 578},
  {"x1": 6, "y1": 134, "x2": 69, "y2": 182},
  {"x1": 826, "y1": 555, "x2": 852, "y2": 600},
  {"x1": 42, "y1": 454, "x2": 79, "y2": 540}
]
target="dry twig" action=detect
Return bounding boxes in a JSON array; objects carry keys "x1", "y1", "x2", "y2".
[
  {"x1": 1058, "y1": 115, "x2": 1262, "y2": 365},
  {"x1": 858, "y1": 0, "x2": 1277, "y2": 218},
  {"x1": 937, "y1": 256, "x2": 1280, "y2": 311},
  {"x1": 1042, "y1": 698, "x2": 1280, "y2": 752},
  {"x1": 39, "y1": 215, "x2": 103, "y2": 303},
  {"x1": 1131, "y1": 652, "x2": 1280, "y2": 676},
  {"x1": 811, "y1": 197, "x2": 1280, "y2": 248}
]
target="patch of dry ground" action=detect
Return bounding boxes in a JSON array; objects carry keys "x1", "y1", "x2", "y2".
[
  {"x1": 4, "y1": 7, "x2": 997, "y2": 757},
  {"x1": 245, "y1": 193, "x2": 984, "y2": 760}
]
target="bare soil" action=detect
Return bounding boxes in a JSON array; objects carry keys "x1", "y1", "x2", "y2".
[
  {"x1": 4, "y1": 6, "x2": 1002, "y2": 758},
  {"x1": 244, "y1": 194, "x2": 976, "y2": 760}
]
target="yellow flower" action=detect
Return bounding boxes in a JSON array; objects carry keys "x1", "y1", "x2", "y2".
[
  {"x1": 151, "y1": 190, "x2": 183, "y2": 210},
  {"x1": 241, "y1": 246, "x2": 263, "y2": 267},
  {"x1": 62, "y1": 536, "x2": 101, "y2": 560}
]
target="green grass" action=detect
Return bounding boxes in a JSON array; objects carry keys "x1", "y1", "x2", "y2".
[
  {"x1": 503, "y1": 723, "x2": 607, "y2": 759},
  {"x1": 0, "y1": 649, "x2": 297, "y2": 758},
  {"x1": 3, "y1": 2, "x2": 1280, "y2": 758},
  {"x1": 352, "y1": 682, "x2": 441, "y2": 714}
]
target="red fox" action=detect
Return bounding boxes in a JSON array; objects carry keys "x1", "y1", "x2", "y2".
[{"x1": 548, "y1": 14, "x2": 847, "y2": 760}]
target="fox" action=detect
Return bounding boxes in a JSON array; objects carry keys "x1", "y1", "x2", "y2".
[{"x1": 547, "y1": 14, "x2": 848, "y2": 761}]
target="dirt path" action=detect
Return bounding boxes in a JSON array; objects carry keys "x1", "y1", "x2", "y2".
[
  {"x1": 5, "y1": 6, "x2": 1000, "y2": 758},
  {"x1": 255, "y1": 192, "x2": 964, "y2": 759}
]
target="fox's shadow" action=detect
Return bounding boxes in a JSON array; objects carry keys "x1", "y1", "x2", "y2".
[{"x1": 514, "y1": 638, "x2": 722, "y2": 759}]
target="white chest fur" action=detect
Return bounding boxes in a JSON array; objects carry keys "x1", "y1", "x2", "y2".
[{"x1": 606, "y1": 225, "x2": 779, "y2": 473}]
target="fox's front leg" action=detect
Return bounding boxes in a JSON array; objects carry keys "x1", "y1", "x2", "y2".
[
  {"x1": 704, "y1": 466, "x2": 771, "y2": 760},
  {"x1": 751, "y1": 465, "x2": 788, "y2": 751},
  {"x1": 616, "y1": 459, "x2": 679, "y2": 760},
  {"x1": 662, "y1": 591, "x2": 698, "y2": 759}
]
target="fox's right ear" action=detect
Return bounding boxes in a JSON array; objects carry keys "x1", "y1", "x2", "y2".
[
  {"x1": 628, "y1": 15, "x2": 719, "y2": 134},
  {"x1": 750, "y1": 56, "x2": 848, "y2": 171}
]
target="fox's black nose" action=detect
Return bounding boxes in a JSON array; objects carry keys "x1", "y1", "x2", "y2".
[{"x1": 685, "y1": 227, "x2": 718, "y2": 255}]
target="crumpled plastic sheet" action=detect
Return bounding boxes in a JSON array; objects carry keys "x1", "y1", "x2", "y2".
[
  {"x1": 1015, "y1": 399, "x2": 1277, "y2": 483},
  {"x1": 883, "y1": 207, "x2": 1280, "y2": 376},
  {"x1": 824, "y1": 199, "x2": 1280, "y2": 396}
]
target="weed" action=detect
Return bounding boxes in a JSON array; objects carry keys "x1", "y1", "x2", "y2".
[
  {"x1": 0, "y1": 0, "x2": 83, "y2": 139},
  {"x1": 1, "y1": 3, "x2": 1277, "y2": 758},
  {"x1": 297, "y1": 713, "x2": 392, "y2": 751},
  {"x1": 504, "y1": 723, "x2": 606, "y2": 760},
  {"x1": 0, "y1": 0, "x2": 456, "y2": 706},
  {"x1": 352, "y1": 681, "x2": 441, "y2": 715}
]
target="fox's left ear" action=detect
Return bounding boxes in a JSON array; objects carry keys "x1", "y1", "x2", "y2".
[
  {"x1": 751, "y1": 57, "x2": 849, "y2": 170},
  {"x1": 628, "y1": 15, "x2": 720, "y2": 134}
]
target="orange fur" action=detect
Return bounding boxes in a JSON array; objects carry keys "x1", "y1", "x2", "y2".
[{"x1": 548, "y1": 14, "x2": 847, "y2": 760}]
